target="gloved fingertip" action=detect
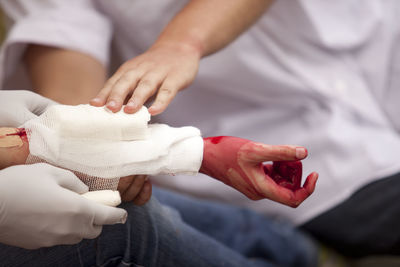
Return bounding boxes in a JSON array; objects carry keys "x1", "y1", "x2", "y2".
[{"x1": 119, "y1": 211, "x2": 128, "y2": 224}]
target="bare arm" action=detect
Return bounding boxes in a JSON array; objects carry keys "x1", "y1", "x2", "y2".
[
  {"x1": 91, "y1": 0, "x2": 274, "y2": 115},
  {"x1": 24, "y1": 45, "x2": 107, "y2": 105},
  {"x1": 155, "y1": 0, "x2": 273, "y2": 57}
]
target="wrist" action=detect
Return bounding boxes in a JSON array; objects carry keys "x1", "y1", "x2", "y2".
[
  {"x1": 0, "y1": 128, "x2": 29, "y2": 170},
  {"x1": 200, "y1": 136, "x2": 249, "y2": 178},
  {"x1": 150, "y1": 36, "x2": 204, "y2": 59}
]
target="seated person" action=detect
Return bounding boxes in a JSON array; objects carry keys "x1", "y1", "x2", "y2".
[{"x1": 0, "y1": 91, "x2": 321, "y2": 266}]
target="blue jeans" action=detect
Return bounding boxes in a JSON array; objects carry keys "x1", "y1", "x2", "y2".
[{"x1": 0, "y1": 187, "x2": 318, "y2": 267}]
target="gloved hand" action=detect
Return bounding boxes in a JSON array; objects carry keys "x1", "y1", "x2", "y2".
[
  {"x1": 0, "y1": 90, "x2": 55, "y2": 127},
  {"x1": 0, "y1": 163, "x2": 127, "y2": 249}
]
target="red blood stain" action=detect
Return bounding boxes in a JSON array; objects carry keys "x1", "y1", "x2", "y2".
[
  {"x1": 264, "y1": 161, "x2": 302, "y2": 191},
  {"x1": 205, "y1": 136, "x2": 226, "y2": 144},
  {"x1": 6, "y1": 128, "x2": 28, "y2": 142}
]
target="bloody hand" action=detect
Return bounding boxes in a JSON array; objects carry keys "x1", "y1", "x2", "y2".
[{"x1": 200, "y1": 136, "x2": 318, "y2": 207}]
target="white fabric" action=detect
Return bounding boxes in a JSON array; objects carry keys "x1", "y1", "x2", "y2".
[
  {"x1": 82, "y1": 190, "x2": 122, "y2": 207},
  {"x1": 43, "y1": 104, "x2": 150, "y2": 141},
  {"x1": 2, "y1": 0, "x2": 400, "y2": 224},
  {"x1": 0, "y1": 0, "x2": 112, "y2": 84},
  {"x1": 24, "y1": 104, "x2": 203, "y2": 181}
]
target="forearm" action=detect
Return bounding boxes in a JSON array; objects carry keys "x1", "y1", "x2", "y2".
[
  {"x1": 153, "y1": 0, "x2": 274, "y2": 57},
  {"x1": 0, "y1": 128, "x2": 29, "y2": 170},
  {"x1": 24, "y1": 45, "x2": 107, "y2": 105}
]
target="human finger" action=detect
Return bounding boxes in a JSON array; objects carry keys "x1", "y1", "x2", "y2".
[
  {"x1": 280, "y1": 172, "x2": 318, "y2": 208},
  {"x1": 148, "y1": 76, "x2": 180, "y2": 115},
  {"x1": 28, "y1": 91, "x2": 57, "y2": 115},
  {"x1": 105, "y1": 69, "x2": 144, "y2": 113},
  {"x1": 301, "y1": 172, "x2": 318, "y2": 195},
  {"x1": 82, "y1": 225, "x2": 103, "y2": 240},
  {"x1": 92, "y1": 202, "x2": 127, "y2": 225},
  {"x1": 121, "y1": 175, "x2": 147, "y2": 202},
  {"x1": 124, "y1": 71, "x2": 166, "y2": 114},
  {"x1": 47, "y1": 164, "x2": 89, "y2": 194},
  {"x1": 133, "y1": 180, "x2": 152, "y2": 205},
  {"x1": 117, "y1": 175, "x2": 134, "y2": 194},
  {"x1": 244, "y1": 143, "x2": 308, "y2": 164},
  {"x1": 90, "y1": 68, "x2": 126, "y2": 107}
]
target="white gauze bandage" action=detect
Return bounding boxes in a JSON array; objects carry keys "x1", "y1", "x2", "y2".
[{"x1": 23, "y1": 104, "x2": 203, "y2": 191}]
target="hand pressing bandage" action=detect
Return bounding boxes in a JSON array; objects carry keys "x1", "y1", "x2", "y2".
[{"x1": 3, "y1": 104, "x2": 318, "y2": 208}]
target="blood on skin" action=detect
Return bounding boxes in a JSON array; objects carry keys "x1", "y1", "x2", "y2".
[
  {"x1": 0, "y1": 128, "x2": 30, "y2": 169},
  {"x1": 0, "y1": 128, "x2": 27, "y2": 148},
  {"x1": 209, "y1": 136, "x2": 225, "y2": 144},
  {"x1": 200, "y1": 136, "x2": 317, "y2": 207},
  {"x1": 5, "y1": 128, "x2": 27, "y2": 142},
  {"x1": 201, "y1": 136, "x2": 264, "y2": 198},
  {"x1": 265, "y1": 161, "x2": 302, "y2": 191},
  {"x1": 203, "y1": 136, "x2": 303, "y2": 191}
]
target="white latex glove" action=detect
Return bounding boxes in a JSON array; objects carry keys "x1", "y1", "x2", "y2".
[
  {"x1": 0, "y1": 90, "x2": 55, "y2": 127},
  {"x1": 0, "y1": 164, "x2": 127, "y2": 249}
]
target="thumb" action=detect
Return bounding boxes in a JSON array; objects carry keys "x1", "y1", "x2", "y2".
[
  {"x1": 47, "y1": 165, "x2": 89, "y2": 194},
  {"x1": 91, "y1": 203, "x2": 127, "y2": 225},
  {"x1": 28, "y1": 91, "x2": 57, "y2": 116}
]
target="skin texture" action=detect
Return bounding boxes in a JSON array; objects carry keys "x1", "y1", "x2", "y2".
[
  {"x1": 117, "y1": 175, "x2": 152, "y2": 206},
  {"x1": 0, "y1": 128, "x2": 150, "y2": 205},
  {"x1": 200, "y1": 136, "x2": 318, "y2": 207},
  {"x1": 90, "y1": 0, "x2": 274, "y2": 115},
  {"x1": 24, "y1": 45, "x2": 106, "y2": 105},
  {"x1": 0, "y1": 128, "x2": 24, "y2": 148},
  {"x1": 0, "y1": 128, "x2": 29, "y2": 170}
]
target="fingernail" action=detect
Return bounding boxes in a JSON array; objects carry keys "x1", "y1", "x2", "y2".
[
  {"x1": 126, "y1": 101, "x2": 137, "y2": 109},
  {"x1": 148, "y1": 105, "x2": 160, "y2": 115},
  {"x1": 91, "y1": 98, "x2": 100, "y2": 103},
  {"x1": 119, "y1": 212, "x2": 128, "y2": 224},
  {"x1": 107, "y1": 101, "x2": 116, "y2": 108},
  {"x1": 295, "y1": 147, "x2": 307, "y2": 159}
]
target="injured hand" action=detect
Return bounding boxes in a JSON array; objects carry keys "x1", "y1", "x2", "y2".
[{"x1": 200, "y1": 136, "x2": 318, "y2": 207}]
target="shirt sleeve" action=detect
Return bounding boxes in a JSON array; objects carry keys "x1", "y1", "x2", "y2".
[{"x1": 0, "y1": 0, "x2": 112, "y2": 87}]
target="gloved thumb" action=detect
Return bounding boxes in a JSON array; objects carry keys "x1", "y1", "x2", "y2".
[
  {"x1": 43, "y1": 164, "x2": 89, "y2": 194},
  {"x1": 92, "y1": 203, "x2": 127, "y2": 225},
  {"x1": 28, "y1": 90, "x2": 57, "y2": 116}
]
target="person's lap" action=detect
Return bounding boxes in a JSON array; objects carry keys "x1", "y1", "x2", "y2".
[
  {"x1": 152, "y1": 187, "x2": 318, "y2": 266},
  {"x1": 301, "y1": 172, "x2": 400, "y2": 257},
  {"x1": 0, "y1": 187, "x2": 318, "y2": 267}
]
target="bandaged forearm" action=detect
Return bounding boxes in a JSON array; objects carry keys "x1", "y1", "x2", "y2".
[
  {"x1": 22, "y1": 105, "x2": 203, "y2": 190},
  {"x1": 2, "y1": 105, "x2": 317, "y2": 207}
]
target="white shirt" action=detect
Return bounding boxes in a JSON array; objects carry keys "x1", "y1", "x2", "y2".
[{"x1": 1, "y1": 0, "x2": 400, "y2": 224}]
